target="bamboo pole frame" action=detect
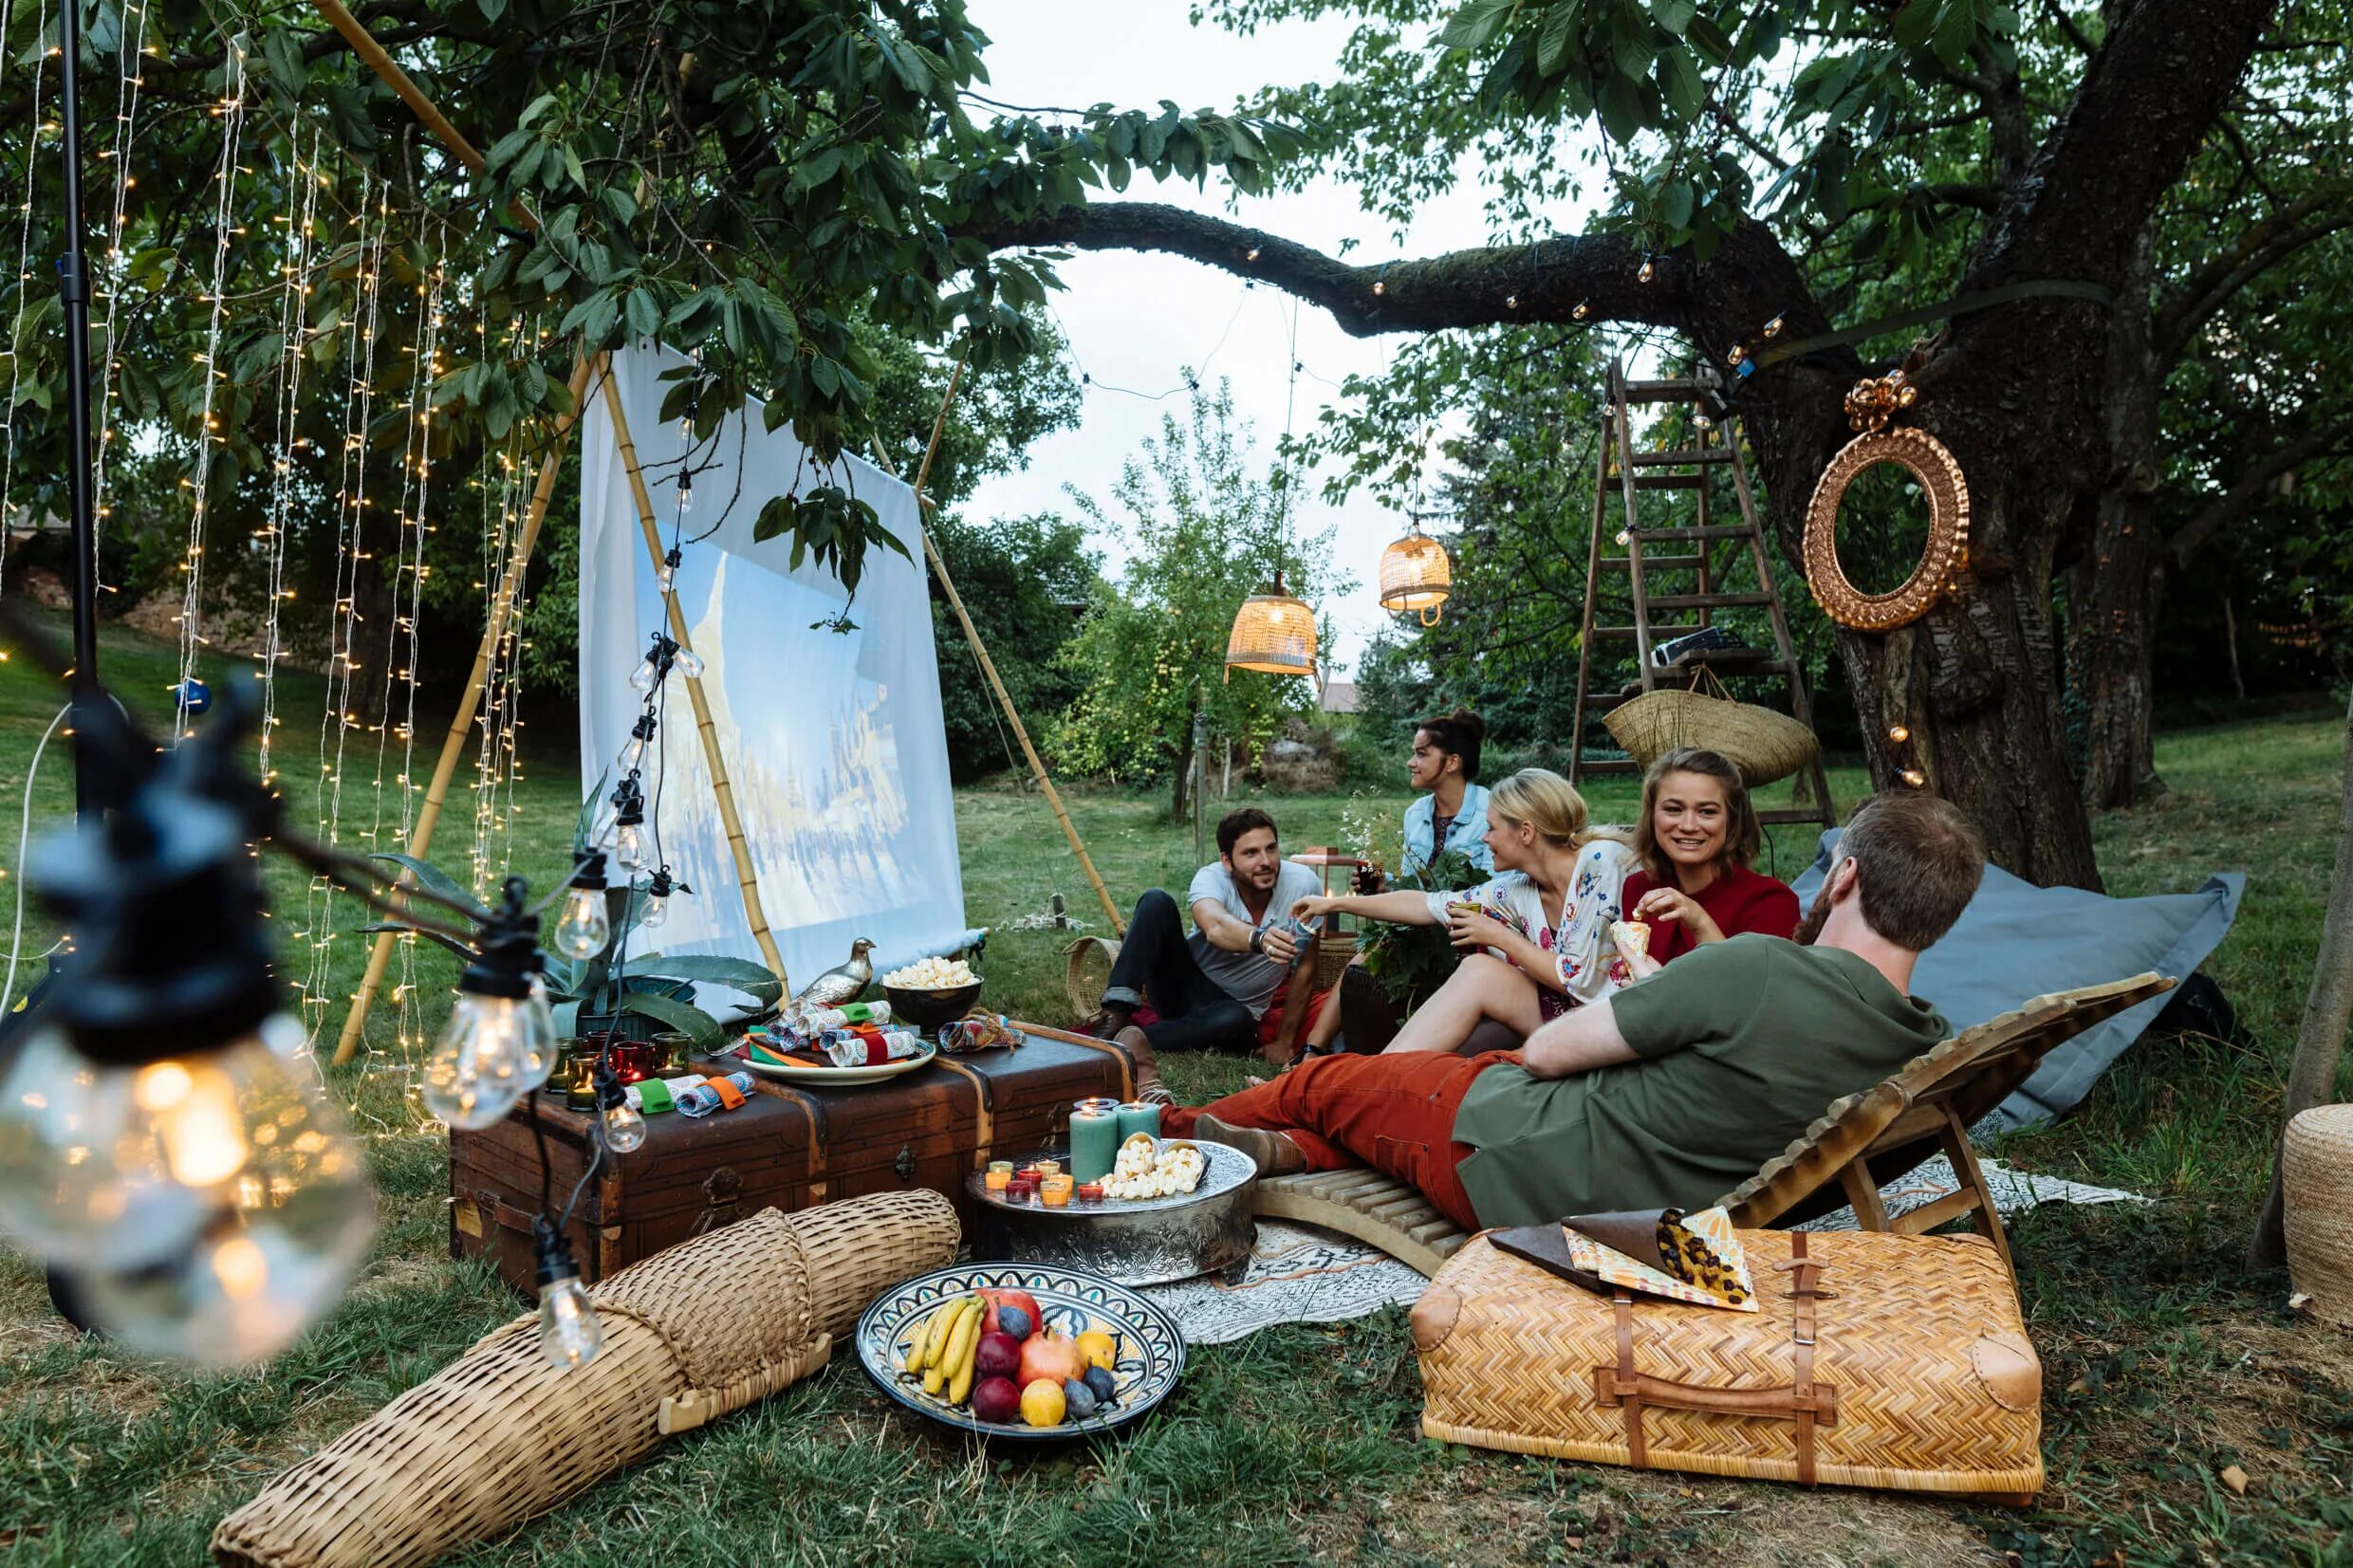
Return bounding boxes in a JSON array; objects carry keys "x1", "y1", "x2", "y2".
[
  {"x1": 878, "y1": 360, "x2": 1127, "y2": 936},
  {"x1": 598, "y1": 368, "x2": 790, "y2": 986}
]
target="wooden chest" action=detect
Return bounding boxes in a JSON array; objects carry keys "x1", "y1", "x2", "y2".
[
  {"x1": 449, "y1": 1023, "x2": 1134, "y2": 1293},
  {"x1": 1412, "y1": 1228, "x2": 2043, "y2": 1503}
]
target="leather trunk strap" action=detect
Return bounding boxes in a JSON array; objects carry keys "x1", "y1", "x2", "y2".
[
  {"x1": 1613, "y1": 1293, "x2": 1646, "y2": 1467},
  {"x1": 1786, "y1": 1231, "x2": 1821, "y2": 1485}
]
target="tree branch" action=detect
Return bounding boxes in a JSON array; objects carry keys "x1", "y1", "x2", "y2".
[
  {"x1": 2154, "y1": 193, "x2": 2353, "y2": 362},
  {"x1": 2041, "y1": 0, "x2": 2099, "y2": 56},
  {"x1": 2166, "y1": 413, "x2": 2353, "y2": 561}
]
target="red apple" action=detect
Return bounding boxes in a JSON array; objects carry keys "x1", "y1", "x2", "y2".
[
  {"x1": 974, "y1": 1330, "x2": 1023, "y2": 1381},
  {"x1": 970, "y1": 1375, "x2": 1021, "y2": 1425},
  {"x1": 1017, "y1": 1328, "x2": 1087, "y2": 1390}
]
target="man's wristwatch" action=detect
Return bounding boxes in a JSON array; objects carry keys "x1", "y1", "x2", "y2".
[{"x1": 1249, "y1": 928, "x2": 1266, "y2": 955}]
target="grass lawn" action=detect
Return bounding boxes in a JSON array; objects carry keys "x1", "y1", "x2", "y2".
[{"x1": 1, "y1": 605, "x2": 2348, "y2": 1565}]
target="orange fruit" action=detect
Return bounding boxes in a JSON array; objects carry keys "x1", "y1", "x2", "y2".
[
  {"x1": 1019, "y1": 1377, "x2": 1065, "y2": 1428},
  {"x1": 1074, "y1": 1329, "x2": 1118, "y2": 1372}
]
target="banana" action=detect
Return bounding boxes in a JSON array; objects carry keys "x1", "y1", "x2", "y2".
[
  {"x1": 910, "y1": 1298, "x2": 955, "y2": 1374},
  {"x1": 940, "y1": 1299, "x2": 985, "y2": 1400},
  {"x1": 905, "y1": 1307, "x2": 938, "y2": 1374},
  {"x1": 919, "y1": 1297, "x2": 977, "y2": 1393}
]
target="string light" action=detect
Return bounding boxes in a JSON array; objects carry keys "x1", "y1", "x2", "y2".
[
  {"x1": 1887, "y1": 724, "x2": 1910, "y2": 744},
  {"x1": 172, "y1": 46, "x2": 245, "y2": 741},
  {"x1": 0, "y1": 0, "x2": 53, "y2": 589},
  {"x1": 1638, "y1": 256, "x2": 1657, "y2": 285}
]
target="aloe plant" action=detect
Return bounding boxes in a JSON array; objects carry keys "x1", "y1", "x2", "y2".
[{"x1": 356, "y1": 850, "x2": 782, "y2": 1053}]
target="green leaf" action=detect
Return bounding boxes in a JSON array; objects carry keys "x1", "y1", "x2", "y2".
[
  {"x1": 1658, "y1": 48, "x2": 1706, "y2": 121},
  {"x1": 1658, "y1": 177, "x2": 1695, "y2": 229},
  {"x1": 368, "y1": 852, "x2": 489, "y2": 917},
  {"x1": 1933, "y1": 1, "x2": 1975, "y2": 68},
  {"x1": 1594, "y1": 72, "x2": 1641, "y2": 142},
  {"x1": 353, "y1": 922, "x2": 474, "y2": 961},
  {"x1": 1438, "y1": 0, "x2": 1520, "y2": 53},
  {"x1": 617, "y1": 991, "x2": 726, "y2": 1052},
  {"x1": 621, "y1": 953, "x2": 784, "y2": 1005},
  {"x1": 1534, "y1": 3, "x2": 1578, "y2": 73},
  {"x1": 625, "y1": 286, "x2": 661, "y2": 340},
  {"x1": 1892, "y1": 0, "x2": 1939, "y2": 49}
]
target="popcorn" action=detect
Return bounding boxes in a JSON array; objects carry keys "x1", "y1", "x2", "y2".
[
  {"x1": 883, "y1": 955, "x2": 979, "y2": 989},
  {"x1": 1100, "y1": 1135, "x2": 1207, "y2": 1200}
]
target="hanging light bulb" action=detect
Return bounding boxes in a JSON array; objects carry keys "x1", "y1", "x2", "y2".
[
  {"x1": 550, "y1": 850, "x2": 611, "y2": 960},
  {"x1": 1887, "y1": 724, "x2": 1911, "y2": 744},
  {"x1": 609, "y1": 775, "x2": 650, "y2": 872},
  {"x1": 656, "y1": 545, "x2": 682, "y2": 590},
  {"x1": 534, "y1": 1217, "x2": 602, "y2": 1372},
  {"x1": 677, "y1": 400, "x2": 698, "y2": 450},
  {"x1": 621, "y1": 711, "x2": 658, "y2": 771},
  {"x1": 597, "y1": 1066, "x2": 646, "y2": 1154},
  {"x1": 628, "y1": 632, "x2": 676, "y2": 693},
  {"x1": 1638, "y1": 256, "x2": 1657, "y2": 284},
  {"x1": 0, "y1": 743, "x2": 371, "y2": 1364},
  {"x1": 677, "y1": 472, "x2": 695, "y2": 515},
  {"x1": 639, "y1": 866, "x2": 677, "y2": 930},
  {"x1": 1900, "y1": 768, "x2": 1927, "y2": 788},
  {"x1": 421, "y1": 879, "x2": 556, "y2": 1130},
  {"x1": 673, "y1": 645, "x2": 705, "y2": 680}
]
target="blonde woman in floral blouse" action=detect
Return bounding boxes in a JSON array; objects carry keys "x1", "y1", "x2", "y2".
[{"x1": 1291, "y1": 768, "x2": 1638, "y2": 1055}]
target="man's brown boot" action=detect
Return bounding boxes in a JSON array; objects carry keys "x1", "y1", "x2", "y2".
[{"x1": 1190, "y1": 1113, "x2": 1307, "y2": 1177}]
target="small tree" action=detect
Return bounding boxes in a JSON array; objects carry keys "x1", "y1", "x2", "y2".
[{"x1": 1056, "y1": 380, "x2": 1343, "y2": 819}]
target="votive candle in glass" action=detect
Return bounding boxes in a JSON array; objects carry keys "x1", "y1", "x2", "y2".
[{"x1": 1040, "y1": 1174, "x2": 1074, "y2": 1208}]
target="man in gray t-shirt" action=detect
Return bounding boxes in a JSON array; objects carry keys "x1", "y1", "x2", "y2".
[{"x1": 1096, "y1": 808, "x2": 1325, "y2": 1068}]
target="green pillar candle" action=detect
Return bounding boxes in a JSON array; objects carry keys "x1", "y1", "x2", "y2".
[
  {"x1": 1070, "y1": 1098, "x2": 1121, "y2": 1183},
  {"x1": 1115, "y1": 1099, "x2": 1162, "y2": 1145}
]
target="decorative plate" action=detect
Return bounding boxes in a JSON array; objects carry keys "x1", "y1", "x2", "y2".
[
  {"x1": 855, "y1": 1262, "x2": 1186, "y2": 1439},
  {"x1": 736, "y1": 1038, "x2": 937, "y2": 1085}
]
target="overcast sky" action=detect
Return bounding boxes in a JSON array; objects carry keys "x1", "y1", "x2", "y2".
[{"x1": 960, "y1": 1, "x2": 1601, "y2": 675}]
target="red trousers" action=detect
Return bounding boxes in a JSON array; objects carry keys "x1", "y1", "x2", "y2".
[{"x1": 1162, "y1": 1049, "x2": 1519, "y2": 1233}]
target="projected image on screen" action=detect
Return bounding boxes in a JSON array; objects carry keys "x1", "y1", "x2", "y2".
[{"x1": 578, "y1": 344, "x2": 967, "y2": 991}]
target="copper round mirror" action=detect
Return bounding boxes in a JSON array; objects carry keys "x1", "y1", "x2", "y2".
[{"x1": 1801, "y1": 426, "x2": 1971, "y2": 632}]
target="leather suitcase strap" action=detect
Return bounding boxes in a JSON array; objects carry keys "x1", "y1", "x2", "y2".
[
  {"x1": 928, "y1": 1056, "x2": 995, "y2": 1170},
  {"x1": 1593, "y1": 1232, "x2": 1839, "y2": 1483},
  {"x1": 742, "y1": 1078, "x2": 831, "y2": 1198}
]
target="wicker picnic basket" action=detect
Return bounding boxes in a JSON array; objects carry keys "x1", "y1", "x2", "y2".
[
  {"x1": 212, "y1": 1190, "x2": 958, "y2": 1568},
  {"x1": 2284, "y1": 1102, "x2": 2353, "y2": 1329},
  {"x1": 1065, "y1": 935, "x2": 1119, "y2": 1023},
  {"x1": 1413, "y1": 1227, "x2": 2043, "y2": 1502},
  {"x1": 1603, "y1": 670, "x2": 1819, "y2": 788}
]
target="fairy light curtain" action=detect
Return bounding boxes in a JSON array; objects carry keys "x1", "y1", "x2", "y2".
[{"x1": 577, "y1": 343, "x2": 968, "y2": 984}]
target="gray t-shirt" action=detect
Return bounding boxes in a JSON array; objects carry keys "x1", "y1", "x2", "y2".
[{"x1": 1185, "y1": 858, "x2": 1326, "y2": 1019}]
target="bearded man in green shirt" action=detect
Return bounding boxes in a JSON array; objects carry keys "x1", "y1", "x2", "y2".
[{"x1": 1158, "y1": 792, "x2": 1986, "y2": 1229}]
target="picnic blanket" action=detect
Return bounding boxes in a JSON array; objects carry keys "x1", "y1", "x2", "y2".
[
  {"x1": 1791, "y1": 830, "x2": 2243, "y2": 1129},
  {"x1": 1138, "y1": 1157, "x2": 2143, "y2": 1345}
]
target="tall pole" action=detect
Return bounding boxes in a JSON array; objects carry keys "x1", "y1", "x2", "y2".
[{"x1": 56, "y1": 0, "x2": 101, "y2": 821}]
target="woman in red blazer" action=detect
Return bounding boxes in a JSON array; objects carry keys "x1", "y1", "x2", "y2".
[{"x1": 1618, "y1": 747, "x2": 1801, "y2": 965}]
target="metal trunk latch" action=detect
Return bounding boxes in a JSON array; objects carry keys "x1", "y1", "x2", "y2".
[{"x1": 895, "y1": 1143, "x2": 917, "y2": 1180}]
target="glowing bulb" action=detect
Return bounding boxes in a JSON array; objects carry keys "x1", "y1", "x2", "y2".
[
  {"x1": 422, "y1": 992, "x2": 550, "y2": 1130},
  {"x1": 621, "y1": 733, "x2": 649, "y2": 770},
  {"x1": 537, "y1": 1273, "x2": 602, "y2": 1371},
  {"x1": 551, "y1": 888, "x2": 610, "y2": 959},
  {"x1": 655, "y1": 559, "x2": 675, "y2": 589},
  {"x1": 1638, "y1": 258, "x2": 1656, "y2": 284},
  {"x1": 1900, "y1": 768, "x2": 1927, "y2": 787},
  {"x1": 677, "y1": 476, "x2": 695, "y2": 515},
  {"x1": 0, "y1": 1016, "x2": 374, "y2": 1363},
  {"x1": 603, "y1": 1099, "x2": 647, "y2": 1153},
  {"x1": 613, "y1": 822, "x2": 650, "y2": 873},
  {"x1": 629, "y1": 657, "x2": 658, "y2": 692},
  {"x1": 1615, "y1": 529, "x2": 1632, "y2": 546},
  {"x1": 674, "y1": 648, "x2": 705, "y2": 679},
  {"x1": 1887, "y1": 724, "x2": 1911, "y2": 744},
  {"x1": 639, "y1": 888, "x2": 669, "y2": 930}
]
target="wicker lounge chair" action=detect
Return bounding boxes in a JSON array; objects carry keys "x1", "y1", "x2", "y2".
[{"x1": 1251, "y1": 972, "x2": 2175, "y2": 1278}]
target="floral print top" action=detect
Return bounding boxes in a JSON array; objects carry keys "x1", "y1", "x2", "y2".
[{"x1": 1423, "y1": 837, "x2": 1640, "y2": 1007}]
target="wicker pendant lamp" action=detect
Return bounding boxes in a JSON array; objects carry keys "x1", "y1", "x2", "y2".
[
  {"x1": 1225, "y1": 569, "x2": 1318, "y2": 681},
  {"x1": 1379, "y1": 522, "x2": 1453, "y2": 626}
]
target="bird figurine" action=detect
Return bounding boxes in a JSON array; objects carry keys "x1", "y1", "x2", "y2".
[{"x1": 790, "y1": 937, "x2": 876, "y2": 1015}]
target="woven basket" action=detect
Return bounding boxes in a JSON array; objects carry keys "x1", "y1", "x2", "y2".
[
  {"x1": 2284, "y1": 1103, "x2": 2353, "y2": 1329},
  {"x1": 1313, "y1": 930, "x2": 1358, "y2": 990},
  {"x1": 212, "y1": 1190, "x2": 958, "y2": 1568},
  {"x1": 1604, "y1": 670, "x2": 1819, "y2": 789},
  {"x1": 1414, "y1": 1228, "x2": 2042, "y2": 1502},
  {"x1": 1065, "y1": 935, "x2": 1119, "y2": 1023}
]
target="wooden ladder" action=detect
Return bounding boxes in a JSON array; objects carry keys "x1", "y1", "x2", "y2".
[{"x1": 1567, "y1": 358, "x2": 1837, "y2": 829}]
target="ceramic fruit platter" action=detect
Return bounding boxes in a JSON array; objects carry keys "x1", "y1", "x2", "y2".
[
  {"x1": 737, "y1": 1037, "x2": 937, "y2": 1086},
  {"x1": 855, "y1": 1262, "x2": 1184, "y2": 1439}
]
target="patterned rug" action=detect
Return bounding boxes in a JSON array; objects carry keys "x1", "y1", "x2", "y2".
[{"x1": 1137, "y1": 1157, "x2": 2144, "y2": 1346}]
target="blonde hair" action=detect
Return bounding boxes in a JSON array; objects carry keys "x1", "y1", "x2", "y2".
[{"x1": 1486, "y1": 768, "x2": 1630, "y2": 850}]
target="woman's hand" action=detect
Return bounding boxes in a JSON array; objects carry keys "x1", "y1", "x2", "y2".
[
  {"x1": 1633, "y1": 886, "x2": 1725, "y2": 945},
  {"x1": 1446, "y1": 910, "x2": 1516, "y2": 952},
  {"x1": 1292, "y1": 894, "x2": 1337, "y2": 923}
]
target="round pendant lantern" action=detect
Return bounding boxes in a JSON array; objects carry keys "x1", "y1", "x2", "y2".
[
  {"x1": 1379, "y1": 526, "x2": 1453, "y2": 626},
  {"x1": 1224, "y1": 571, "x2": 1318, "y2": 681}
]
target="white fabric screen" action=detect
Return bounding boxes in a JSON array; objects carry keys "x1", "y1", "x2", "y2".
[{"x1": 578, "y1": 342, "x2": 966, "y2": 987}]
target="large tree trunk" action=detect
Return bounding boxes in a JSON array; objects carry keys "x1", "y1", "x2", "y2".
[
  {"x1": 2068, "y1": 227, "x2": 2167, "y2": 810},
  {"x1": 2249, "y1": 689, "x2": 2353, "y2": 1267}
]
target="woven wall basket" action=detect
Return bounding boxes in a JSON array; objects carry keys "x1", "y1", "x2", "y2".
[
  {"x1": 2284, "y1": 1102, "x2": 2353, "y2": 1329},
  {"x1": 212, "y1": 1190, "x2": 959, "y2": 1568},
  {"x1": 1603, "y1": 673, "x2": 1821, "y2": 789},
  {"x1": 1414, "y1": 1228, "x2": 2043, "y2": 1502},
  {"x1": 1065, "y1": 935, "x2": 1120, "y2": 1023}
]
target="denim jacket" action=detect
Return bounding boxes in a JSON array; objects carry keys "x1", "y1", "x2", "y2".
[{"x1": 1402, "y1": 782, "x2": 1494, "y2": 877}]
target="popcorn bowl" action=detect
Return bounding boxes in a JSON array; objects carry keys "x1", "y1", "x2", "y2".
[{"x1": 882, "y1": 976, "x2": 984, "y2": 1029}]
